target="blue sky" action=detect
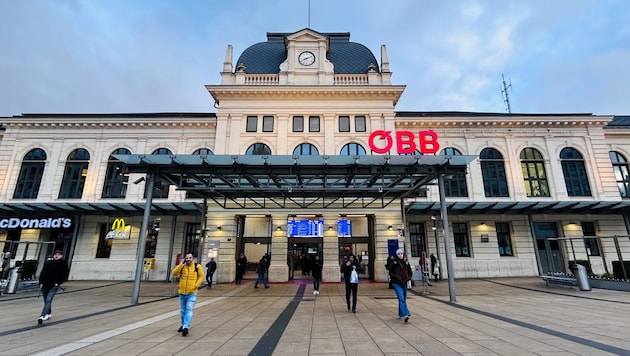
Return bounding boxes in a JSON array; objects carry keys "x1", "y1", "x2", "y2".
[{"x1": 1, "y1": 0, "x2": 629, "y2": 116}]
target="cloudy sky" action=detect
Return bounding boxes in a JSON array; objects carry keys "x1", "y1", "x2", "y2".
[{"x1": 1, "y1": 0, "x2": 629, "y2": 116}]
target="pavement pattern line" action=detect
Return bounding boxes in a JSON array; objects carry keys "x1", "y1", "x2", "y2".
[
  {"x1": 413, "y1": 286, "x2": 630, "y2": 355},
  {"x1": 31, "y1": 284, "x2": 248, "y2": 356},
  {"x1": 248, "y1": 284, "x2": 306, "y2": 356}
]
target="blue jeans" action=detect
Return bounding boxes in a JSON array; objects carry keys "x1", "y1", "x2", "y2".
[
  {"x1": 40, "y1": 286, "x2": 59, "y2": 316},
  {"x1": 312, "y1": 276, "x2": 320, "y2": 291},
  {"x1": 392, "y1": 283, "x2": 410, "y2": 318},
  {"x1": 255, "y1": 273, "x2": 268, "y2": 287},
  {"x1": 179, "y1": 293, "x2": 197, "y2": 328}
]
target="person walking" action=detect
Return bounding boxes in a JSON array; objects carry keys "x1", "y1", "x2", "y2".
[
  {"x1": 37, "y1": 250, "x2": 68, "y2": 324},
  {"x1": 311, "y1": 255, "x2": 322, "y2": 295},
  {"x1": 171, "y1": 253, "x2": 204, "y2": 336},
  {"x1": 430, "y1": 253, "x2": 439, "y2": 281},
  {"x1": 341, "y1": 254, "x2": 363, "y2": 313},
  {"x1": 235, "y1": 253, "x2": 247, "y2": 284},
  {"x1": 389, "y1": 248, "x2": 412, "y2": 322},
  {"x1": 420, "y1": 251, "x2": 432, "y2": 286},
  {"x1": 254, "y1": 253, "x2": 269, "y2": 288},
  {"x1": 205, "y1": 257, "x2": 217, "y2": 289}
]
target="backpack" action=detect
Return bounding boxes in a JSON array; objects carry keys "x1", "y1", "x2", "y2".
[{"x1": 176, "y1": 262, "x2": 200, "y2": 280}]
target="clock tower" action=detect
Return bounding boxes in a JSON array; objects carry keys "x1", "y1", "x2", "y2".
[{"x1": 278, "y1": 28, "x2": 335, "y2": 85}]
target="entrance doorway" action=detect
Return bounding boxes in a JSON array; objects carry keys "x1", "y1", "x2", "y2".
[
  {"x1": 288, "y1": 238, "x2": 321, "y2": 280},
  {"x1": 534, "y1": 222, "x2": 565, "y2": 274}
]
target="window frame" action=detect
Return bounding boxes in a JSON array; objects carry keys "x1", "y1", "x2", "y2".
[
  {"x1": 560, "y1": 147, "x2": 592, "y2": 197},
  {"x1": 480, "y1": 148, "x2": 509, "y2": 197},
  {"x1": 338, "y1": 116, "x2": 350, "y2": 132},
  {"x1": 292, "y1": 116, "x2": 304, "y2": 132},
  {"x1": 520, "y1": 147, "x2": 550, "y2": 197},
  {"x1": 453, "y1": 223, "x2": 471, "y2": 257},
  {"x1": 246, "y1": 116, "x2": 258, "y2": 132},
  {"x1": 262, "y1": 116, "x2": 274, "y2": 132},
  {"x1": 495, "y1": 222, "x2": 514, "y2": 256},
  {"x1": 309, "y1": 116, "x2": 320, "y2": 132},
  {"x1": 13, "y1": 148, "x2": 47, "y2": 199},
  {"x1": 58, "y1": 148, "x2": 90, "y2": 199}
]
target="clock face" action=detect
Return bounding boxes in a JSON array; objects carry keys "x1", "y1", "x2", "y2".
[{"x1": 298, "y1": 51, "x2": 315, "y2": 66}]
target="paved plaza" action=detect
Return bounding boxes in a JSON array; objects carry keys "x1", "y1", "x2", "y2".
[{"x1": 1, "y1": 277, "x2": 629, "y2": 355}]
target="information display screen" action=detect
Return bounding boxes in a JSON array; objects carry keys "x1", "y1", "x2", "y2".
[
  {"x1": 337, "y1": 219, "x2": 352, "y2": 237},
  {"x1": 287, "y1": 219, "x2": 324, "y2": 237}
]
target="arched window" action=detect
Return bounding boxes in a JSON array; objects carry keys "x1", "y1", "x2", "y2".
[
  {"x1": 480, "y1": 148, "x2": 508, "y2": 197},
  {"x1": 192, "y1": 148, "x2": 214, "y2": 155},
  {"x1": 13, "y1": 148, "x2": 47, "y2": 199},
  {"x1": 520, "y1": 147, "x2": 550, "y2": 197},
  {"x1": 439, "y1": 147, "x2": 468, "y2": 197},
  {"x1": 58, "y1": 148, "x2": 90, "y2": 199},
  {"x1": 245, "y1": 143, "x2": 272, "y2": 155},
  {"x1": 292, "y1": 143, "x2": 319, "y2": 156},
  {"x1": 102, "y1": 148, "x2": 131, "y2": 199},
  {"x1": 340, "y1": 143, "x2": 366, "y2": 156},
  {"x1": 609, "y1": 151, "x2": 630, "y2": 198},
  {"x1": 145, "y1": 148, "x2": 172, "y2": 199},
  {"x1": 560, "y1": 147, "x2": 591, "y2": 196}
]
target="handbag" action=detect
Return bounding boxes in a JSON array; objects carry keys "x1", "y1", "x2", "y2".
[
  {"x1": 407, "y1": 280, "x2": 412, "y2": 290},
  {"x1": 350, "y1": 270, "x2": 359, "y2": 283}
]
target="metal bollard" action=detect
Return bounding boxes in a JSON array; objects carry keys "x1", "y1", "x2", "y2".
[
  {"x1": 573, "y1": 264, "x2": 591, "y2": 291},
  {"x1": 5, "y1": 267, "x2": 22, "y2": 294}
]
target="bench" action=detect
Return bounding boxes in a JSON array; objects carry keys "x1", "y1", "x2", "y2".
[{"x1": 541, "y1": 275, "x2": 577, "y2": 288}]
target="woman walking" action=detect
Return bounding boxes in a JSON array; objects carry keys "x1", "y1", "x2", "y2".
[{"x1": 389, "y1": 248, "x2": 412, "y2": 322}]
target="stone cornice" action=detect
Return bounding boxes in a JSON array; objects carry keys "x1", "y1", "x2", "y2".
[{"x1": 206, "y1": 85, "x2": 406, "y2": 103}]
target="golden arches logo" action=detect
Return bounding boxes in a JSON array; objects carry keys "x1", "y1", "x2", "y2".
[{"x1": 111, "y1": 218, "x2": 126, "y2": 231}]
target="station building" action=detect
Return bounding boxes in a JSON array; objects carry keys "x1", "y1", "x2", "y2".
[{"x1": 1, "y1": 28, "x2": 630, "y2": 284}]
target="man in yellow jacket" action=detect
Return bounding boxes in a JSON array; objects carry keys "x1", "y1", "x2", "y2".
[{"x1": 171, "y1": 253, "x2": 204, "y2": 336}]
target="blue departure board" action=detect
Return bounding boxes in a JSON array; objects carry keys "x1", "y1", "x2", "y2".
[
  {"x1": 337, "y1": 219, "x2": 352, "y2": 237},
  {"x1": 287, "y1": 219, "x2": 324, "y2": 237}
]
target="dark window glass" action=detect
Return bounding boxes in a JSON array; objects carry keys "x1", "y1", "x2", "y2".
[
  {"x1": 453, "y1": 223, "x2": 470, "y2": 257},
  {"x1": 355, "y1": 116, "x2": 366, "y2": 132},
  {"x1": 339, "y1": 116, "x2": 350, "y2": 132},
  {"x1": 246, "y1": 143, "x2": 272, "y2": 155},
  {"x1": 610, "y1": 151, "x2": 630, "y2": 198},
  {"x1": 96, "y1": 224, "x2": 112, "y2": 258},
  {"x1": 101, "y1": 148, "x2": 131, "y2": 199},
  {"x1": 13, "y1": 148, "x2": 47, "y2": 199},
  {"x1": 581, "y1": 222, "x2": 600, "y2": 256},
  {"x1": 184, "y1": 223, "x2": 201, "y2": 257},
  {"x1": 309, "y1": 116, "x2": 320, "y2": 132},
  {"x1": 495, "y1": 222, "x2": 513, "y2": 256},
  {"x1": 520, "y1": 147, "x2": 550, "y2": 197},
  {"x1": 340, "y1": 143, "x2": 366, "y2": 155},
  {"x1": 292, "y1": 116, "x2": 304, "y2": 132},
  {"x1": 144, "y1": 148, "x2": 172, "y2": 199},
  {"x1": 192, "y1": 148, "x2": 213, "y2": 155},
  {"x1": 293, "y1": 143, "x2": 319, "y2": 156},
  {"x1": 560, "y1": 147, "x2": 591, "y2": 196},
  {"x1": 262, "y1": 116, "x2": 274, "y2": 132},
  {"x1": 480, "y1": 148, "x2": 509, "y2": 197},
  {"x1": 58, "y1": 148, "x2": 90, "y2": 199},
  {"x1": 439, "y1": 147, "x2": 468, "y2": 197},
  {"x1": 408, "y1": 223, "x2": 426, "y2": 258},
  {"x1": 246, "y1": 116, "x2": 257, "y2": 132}
]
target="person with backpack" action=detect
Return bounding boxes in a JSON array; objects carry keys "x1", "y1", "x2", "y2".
[
  {"x1": 205, "y1": 257, "x2": 217, "y2": 289},
  {"x1": 389, "y1": 248, "x2": 413, "y2": 322},
  {"x1": 171, "y1": 253, "x2": 204, "y2": 336}
]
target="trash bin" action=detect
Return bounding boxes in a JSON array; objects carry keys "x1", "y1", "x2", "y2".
[
  {"x1": 5, "y1": 267, "x2": 22, "y2": 294},
  {"x1": 573, "y1": 264, "x2": 591, "y2": 291}
]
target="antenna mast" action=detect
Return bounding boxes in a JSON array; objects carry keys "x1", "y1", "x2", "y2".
[
  {"x1": 501, "y1": 73, "x2": 513, "y2": 114},
  {"x1": 307, "y1": 0, "x2": 311, "y2": 28}
]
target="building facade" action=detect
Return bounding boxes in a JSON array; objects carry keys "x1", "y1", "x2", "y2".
[{"x1": 1, "y1": 28, "x2": 630, "y2": 283}]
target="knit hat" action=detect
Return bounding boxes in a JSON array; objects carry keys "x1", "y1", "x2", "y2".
[
  {"x1": 395, "y1": 248, "x2": 404, "y2": 255},
  {"x1": 54, "y1": 250, "x2": 63, "y2": 255}
]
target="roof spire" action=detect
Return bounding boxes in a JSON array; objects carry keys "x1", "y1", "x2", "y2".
[{"x1": 223, "y1": 45, "x2": 233, "y2": 73}]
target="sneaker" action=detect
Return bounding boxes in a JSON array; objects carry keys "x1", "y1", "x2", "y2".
[
  {"x1": 254, "y1": 286, "x2": 259, "y2": 288},
  {"x1": 177, "y1": 326, "x2": 183, "y2": 332},
  {"x1": 42, "y1": 314, "x2": 51, "y2": 321},
  {"x1": 182, "y1": 328, "x2": 189, "y2": 336},
  {"x1": 264, "y1": 286, "x2": 269, "y2": 288},
  {"x1": 315, "y1": 290, "x2": 319, "y2": 295},
  {"x1": 352, "y1": 309, "x2": 356, "y2": 313},
  {"x1": 313, "y1": 291, "x2": 317, "y2": 295},
  {"x1": 404, "y1": 315, "x2": 410, "y2": 323},
  {"x1": 38, "y1": 316, "x2": 43, "y2": 324}
]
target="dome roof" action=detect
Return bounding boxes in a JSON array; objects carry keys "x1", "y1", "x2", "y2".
[{"x1": 235, "y1": 31, "x2": 379, "y2": 74}]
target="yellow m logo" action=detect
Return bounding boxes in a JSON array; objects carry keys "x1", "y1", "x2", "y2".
[{"x1": 111, "y1": 218, "x2": 126, "y2": 231}]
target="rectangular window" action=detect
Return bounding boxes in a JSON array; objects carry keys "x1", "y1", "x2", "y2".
[
  {"x1": 292, "y1": 116, "x2": 304, "y2": 132},
  {"x1": 495, "y1": 222, "x2": 514, "y2": 256},
  {"x1": 309, "y1": 116, "x2": 320, "y2": 132},
  {"x1": 453, "y1": 223, "x2": 471, "y2": 257},
  {"x1": 262, "y1": 116, "x2": 274, "y2": 132},
  {"x1": 246, "y1": 116, "x2": 257, "y2": 132},
  {"x1": 581, "y1": 222, "x2": 600, "y2": 256},
  {"x1": 184, "y1": 223, "x2": 201, "y2": 257},
  {"x1": 408, "y1": 223, "x2": 426, "y2": 258},
  {"x1": 355, "y1": 116, "x2": 366, "y2": 132},
  {"x1": 339, "y1": 116, "x2": 350, "y2": 132},
  {"x1": 96, "y1": 224, "x2": 112, "y2": 258}
]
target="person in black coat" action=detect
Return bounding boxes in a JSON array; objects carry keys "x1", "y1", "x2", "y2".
[
  {"x1": 235, "y1": 253, "x2": 247, "y2": 284},
  {"x1": 37, "y1": 250, "x2": 69, "y2": 324},
  {"x1": 254, "y1": 253, "x2": 269, "y2": 288},
  {"x1": 205, "y1": 257, "x2": 217, "y2": 288},
  {"x1": 341, "y1": 254, "x2": 363, "y2": 313},
  {"x1": 310, "y1": 255, "x2": 323, "y2": 295}
]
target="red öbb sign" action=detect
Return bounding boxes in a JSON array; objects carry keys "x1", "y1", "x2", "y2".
[{"x1": 368, "y1": 130, "x2": 440, "y2": 154}]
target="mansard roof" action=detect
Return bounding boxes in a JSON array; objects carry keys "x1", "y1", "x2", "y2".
[{"x1": 235, "y1": 29, "x2": 379, "y2": 74}]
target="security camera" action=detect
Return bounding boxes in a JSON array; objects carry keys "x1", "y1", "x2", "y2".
[{"x1": 133, "y1": 177, "x2": 146, "y2": 184}]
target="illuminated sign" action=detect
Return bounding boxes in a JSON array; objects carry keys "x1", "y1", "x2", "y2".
[
  {"x1": 0, "y1": 217, "x2": 72, "y2": 229},
  {"x1": 106, "y1": 217, "x2": 132, "y2": 240},
  {"x1": 368, "y1": 130, "x2": 440, "y2": 154}
]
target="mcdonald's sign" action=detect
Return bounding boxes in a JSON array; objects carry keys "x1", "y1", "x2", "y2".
[{"x1": 106, "y1": 217, "x2": 132, "y2": 240}]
